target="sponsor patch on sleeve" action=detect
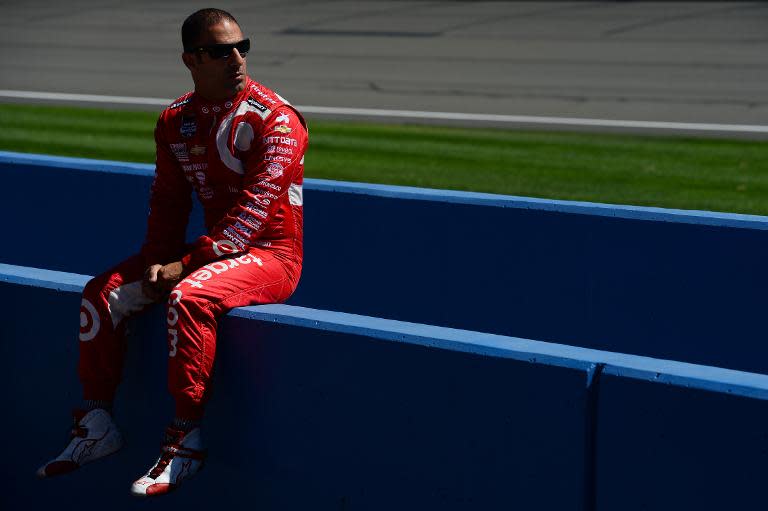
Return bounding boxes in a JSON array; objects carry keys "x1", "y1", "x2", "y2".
[
  {"x1": 247, "y1": 97, "x2": 269, "y2": 114},
  {"x1": 169, "y1": 97, "x2": 192, "y2": 110}
]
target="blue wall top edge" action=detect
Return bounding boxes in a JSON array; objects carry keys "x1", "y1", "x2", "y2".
[
  {"x1": 0, "y1": 150, "x2": 155, "y2": 176},
  {"x1": 304, "y1": 179, "x2": 768, "y2": 230},
  {"x1": 2, "y1": 150, "x2": 767, "y2": 231},
  {"x1": 232, "y1": 304, "x2": 768, "y2": 400},
  {"x1": 3, "y1": 262, "x2": 768, "y2": 399},
  {"x1": 0, "y1": 263, "x2": 90, "y2": 292}
]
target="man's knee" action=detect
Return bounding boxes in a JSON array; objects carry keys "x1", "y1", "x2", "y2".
[
  {"x1": 79, "y1": 276, "x2": 111, "y2": 342},
  {"x1": 83, "y1": 270, "x2": 154, "y2": 333},
  {"x1": 82, "y1": 274, "x2": 109, "y2": 301}
]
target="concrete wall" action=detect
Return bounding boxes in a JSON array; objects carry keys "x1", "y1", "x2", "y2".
[
  {"x1": 595, "y1": 367, "x2": 768, "y2": 510},
  {"x1": 2, "y1": 151, "x2": 768, "y2": 374},
  {"x1": 3, "y1": 264, "x2": 767, "y2": 510},
  {"x1": 2, "y1": 151, "x2": 768, "y2": 508},
  {"x1": 1, "y1": 265, "x2": 591, "y2": 509}
]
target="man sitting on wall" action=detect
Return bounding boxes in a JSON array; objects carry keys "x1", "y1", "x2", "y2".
[{"x1": 36, "y1": 7, "x2": 307, "y2": 497}]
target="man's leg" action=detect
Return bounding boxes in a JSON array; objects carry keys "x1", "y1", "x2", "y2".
[
  {"x1": 38, "y1": 254, "x2": 157, "y2": 478},
  {"x1": 130, "y1": 248, "x2": 300, "y2": 497},
  {"x1": 78, "y1": 254, "x2": 156, "y2": 404}
]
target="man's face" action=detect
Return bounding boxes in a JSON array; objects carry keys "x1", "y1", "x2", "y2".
[{"x1": 183, "y1": 20, "x2": 248, "y2": 101}]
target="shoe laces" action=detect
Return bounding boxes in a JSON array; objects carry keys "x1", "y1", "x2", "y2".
[
  {"x1": 70, "y1": 426, "x2": 88, "y2": 438},
  {"x1": 149, "y1": 443, "x2": 182, "y2": 479},
  {"x1": 71, "y1": 412, "x2": 88, "y2": 438},
  {"x1": 148, "y1": 429, "x2": 186, "y2": 479}
]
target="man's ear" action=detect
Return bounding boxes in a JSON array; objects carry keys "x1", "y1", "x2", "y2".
[{"x1": 182, "y1": 52, "x2": 196, "y2": 71}]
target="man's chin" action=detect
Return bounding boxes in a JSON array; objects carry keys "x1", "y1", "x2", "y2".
[
  {"x1": 231, "y1": 75, "x2": 246, "y2": 91},
  {"x1": 221, "y1": 81, "x2": 245, "y2": 98},
  {"x1": 199, "y1": 78, "x2": 247, "y2": 101}
]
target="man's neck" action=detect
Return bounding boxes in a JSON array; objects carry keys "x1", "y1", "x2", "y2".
[{"x1": 194, "y1": 89, "x2": 238, "y2": 103}]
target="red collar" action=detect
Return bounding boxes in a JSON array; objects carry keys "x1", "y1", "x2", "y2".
[{"x1": 193, "y1": 79, "x2": 252, "y2": 116}]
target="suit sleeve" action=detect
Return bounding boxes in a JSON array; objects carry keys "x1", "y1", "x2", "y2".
[
  {"x1": 180, "y1": 105, "x2": 307, "y2": 269},
  {"x1": 140, "y1": 119, "x2": 194, "y2": 265}
]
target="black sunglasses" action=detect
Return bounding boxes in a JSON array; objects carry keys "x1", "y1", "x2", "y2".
[{"x1": 187, "y1": 38, "x2": 250, "y2": 59}]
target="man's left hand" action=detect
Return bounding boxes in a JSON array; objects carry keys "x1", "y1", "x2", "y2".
[
  {"x1": 157, "y1": 261, "x2": 185, "y2": 289},
  {"x1": 143, "y1": 261, "x2": 185, "y2": 299}
]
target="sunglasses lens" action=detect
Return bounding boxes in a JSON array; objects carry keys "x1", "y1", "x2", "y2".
[
  {"x1": 207, "y1": 39, "x2": 250, "y2": 59},
  {"x1": 192, "y1": 39, "x2": 250, "y2": 59},
  {"x1": 211, "y1": 47, "x2": 231, "y2": 59},
  {"x1": 235, "y1": 39, "x2": 250, "y2": 56}
]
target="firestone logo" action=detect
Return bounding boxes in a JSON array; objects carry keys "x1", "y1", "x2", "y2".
[{"x1": 251, "y1": 86, "x2": 277, "y2": 105}]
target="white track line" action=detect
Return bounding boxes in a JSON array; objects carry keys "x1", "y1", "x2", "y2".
[
  {"x1": 2, "y1": 89, "x2": 766, "y2": 134},
  {"x1": 0, "y1": 90, "x2": 170, "y2": 106}
]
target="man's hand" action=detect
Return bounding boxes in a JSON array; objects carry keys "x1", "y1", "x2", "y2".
[
  {"x1": 142, "y1": 261, "x2": 185, "y2": 300},
  {"x1": 158, "y1": 261, "x2": 184, "y2": 285}
]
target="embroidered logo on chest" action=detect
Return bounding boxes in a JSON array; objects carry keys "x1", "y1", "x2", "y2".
[
  {"x1": 170, "y1": 143, "x2": 189, "y2": 162},
  {"x1": 180, "y1": 115, "x2": 197, "y2": 138}
]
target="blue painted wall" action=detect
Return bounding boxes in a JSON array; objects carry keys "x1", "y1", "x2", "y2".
[
  {"x1": 595, "y1": 368, "x2": 768, "y2": 510},
  {"x1": 4, "y1": 265, "x2": 768, "y2": 510},
  {"x1": 2, "y1": 152, "x2": 767, "y2": 374},
  {"x1": 2, "y1": 152, "x2": 767, "y2": 509},
  {"x1": 0, "y1": 270, "x2": 591, "y2": 510}
]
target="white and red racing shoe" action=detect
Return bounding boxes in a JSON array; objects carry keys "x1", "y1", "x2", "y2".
[
  {"x1": 130, "y1": 427, "x2": 206, "y2": 497},
  {"x1": 36, "y1": 408, "x2": 124, "y2": 478}
]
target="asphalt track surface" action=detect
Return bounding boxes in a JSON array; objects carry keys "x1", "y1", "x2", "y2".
[{"x1": 1, "y1": 1, "x2": 767, "y2": 137}]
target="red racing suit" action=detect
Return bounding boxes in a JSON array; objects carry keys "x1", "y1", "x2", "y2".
[{"x1": 77, "y1": 78, "x2": 307, "y2": 419}]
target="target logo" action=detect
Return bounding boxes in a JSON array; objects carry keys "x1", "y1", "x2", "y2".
[
  {"x1": 79, "y1": 298, "x2": 100, "y2": 342},
  {"x1": 212, "y1": 240, "x2": 239, "y2": 256}
]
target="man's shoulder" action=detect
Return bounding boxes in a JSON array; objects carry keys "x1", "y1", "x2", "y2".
[
  {"x1": 168, "y1": 92, "x2": 195, "y2": 111},
  {"x1": 158, "y1": 92, "x2": 195, "y2": 122},
  {"x1": 244, "y1": 80, "x2": 285, "y2": 111},
  {"x1": 153, "y1": 92, "x2": 195, "y2": 145},
  {"x1": 239, "y1": 80, "x2": 306, "y2": 129}
]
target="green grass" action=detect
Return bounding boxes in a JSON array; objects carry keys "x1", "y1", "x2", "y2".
[{"x1": 1, "y1": 103, "x2": 767, "y2": 215}]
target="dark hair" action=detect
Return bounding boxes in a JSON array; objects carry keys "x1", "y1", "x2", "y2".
[{"x1": 182, "y1": 8, "x2": 239, "y2": 51}]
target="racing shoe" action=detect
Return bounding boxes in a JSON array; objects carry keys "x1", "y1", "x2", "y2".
[
  {"x1": 37, "y1": 408, "x2": 124, "y2": 478},
  {"x1": 130, "y1": 427, "x2": 206, "y2": 497}
]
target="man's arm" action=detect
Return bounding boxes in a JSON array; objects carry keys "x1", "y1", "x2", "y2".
[
  {"x1": 180, "y1": 106, "x2": 307, "y2": 269},
  {"x1": 140, "y1": 119, "x2": 194, "y2": 296},
  {"x1": 141, "y1": 120, "x2": 194, "y2": 267}
]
